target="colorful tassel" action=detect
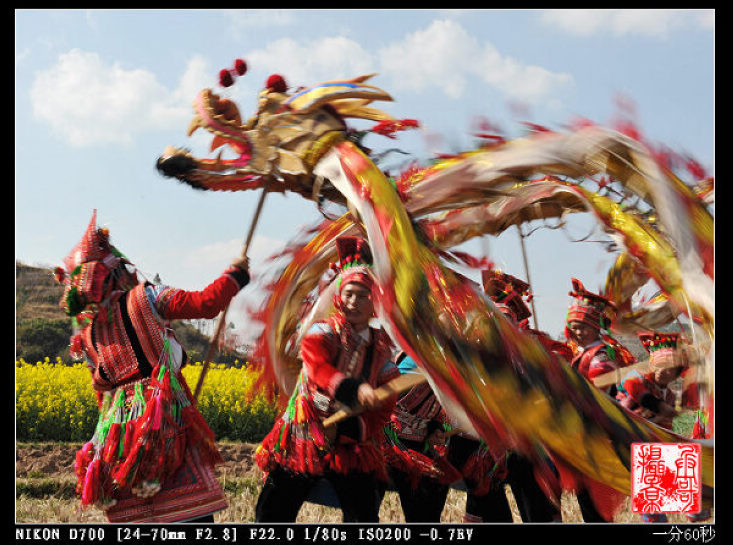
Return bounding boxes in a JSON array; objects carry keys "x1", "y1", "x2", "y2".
[{"x1": 81, "y1": 457, "x2": 101, "y2": 506}]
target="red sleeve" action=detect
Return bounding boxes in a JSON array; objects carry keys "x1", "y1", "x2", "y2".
[
  {"x1": 299, "y1": 323, "x2": 347, "y2": 396},
  {"x1": 586, "y1": 350, "x2": 618, "y2": 381},
  {"x1": 154, "y1": 267, "x2": 248, "y2": 320},
  {"x1": 533, "y1": 330, "x2": 573, "y2": 362},
  {"x1": 359, "y1": 396, "x2": 396, "y2": 440},
  {"x1": 621, "y1": 373, "x2": 652, "y2": 403}
]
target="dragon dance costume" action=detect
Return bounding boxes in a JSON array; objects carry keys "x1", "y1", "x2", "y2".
[
  {"x1": 379, "y1": 353, "x2": 460, "y2": 522},
  {"x1": 617, "y1": 331, "x2": 707, "y2": 437},
  {"x1": 150, "y1": 60, "x2": 714, "y2": 523},
  {"x1": 446, "y1": 270, "x2": 563, "y2": 523},
  {"x1": 57, "y1": 211, "x2": 250, "y2": 523},
  {"x1": 565, "y1": 278, "x2": 636, "y2": 394},
  {"x1": 560, "y1": 278, "x2": 636, "y2": 522},
  {"x1": 617, "y1": 331, "x2": 711, "y2": 523},
  {"x1": 255, "y1": 236, "x2": 400, "y2": 522}
]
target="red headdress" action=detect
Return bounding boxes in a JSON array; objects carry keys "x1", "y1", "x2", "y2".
[
  {"x1": 638, "y1": 331, "x2": 685, "y2": 370},
  {"x1": 55, "y1": 210, "x2": 136, "y2": 320},
  {"x1": 332, "y1": 236, "x2": 374, "y2": 294},
  {"x1": 565, "y1": 277, "x2": 616, "y2": 333},
  {"x1": 481, "y1": 269, "x2": 532, "y2": 324}
]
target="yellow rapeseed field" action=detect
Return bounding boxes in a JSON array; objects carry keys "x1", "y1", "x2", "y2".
[{"x1": 15, "y1": 358, "x2": 280, "y2": 443}]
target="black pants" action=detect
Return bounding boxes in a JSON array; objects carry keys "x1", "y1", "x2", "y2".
[
  {"x1": 447, "y1": 435, "x2": 513, "y2": 522},
  {"x1": 447, "y1": 436, "x2": 558, "y2": 522},
  {"x1": 380, "y1": 467, "x2": 450, "y2": 523},
  {"x1": 255, "y1": 467, "x2": 382, "y2": 522},
  {"x1": 575, "y1": 488, "x2": 606, "y2": 522},
  {"x1": 464, "y1": 481, "x2": 514, "y2": 522},
  {"x1": 504, "y1": 454, "x2": 560, "y2": 522}
]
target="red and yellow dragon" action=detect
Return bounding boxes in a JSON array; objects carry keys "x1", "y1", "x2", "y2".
[{"x1": 157, "y1": 60, "x2": 714, "y2": 512}]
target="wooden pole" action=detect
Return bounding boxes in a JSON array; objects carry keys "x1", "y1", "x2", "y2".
[
  {"x1": 193, "y1": 187, "x2": 269, "y2": 401},
  {"x1": 517, "y1": 224, "x2": 539, "y2": 330},
  {"x1": 322, "y1": 372, "x2": 427, "y2": 428}
]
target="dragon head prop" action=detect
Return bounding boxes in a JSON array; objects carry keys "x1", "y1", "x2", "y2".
[{"x1": 156, "y1": 60, "x2": 405, "y2": 203}]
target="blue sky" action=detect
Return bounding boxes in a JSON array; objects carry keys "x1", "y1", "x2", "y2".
[{"x1": 15, "y1": 9, "x2": 714, "y2": 343}]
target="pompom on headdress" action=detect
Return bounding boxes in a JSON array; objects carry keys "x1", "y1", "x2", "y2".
[
  {"x1": 638, "y1": 331, "x2": 685, "y2": 370},
  {"x1": 330, "y1": 236, "x2": 374, "y2": 295},
  {"x1": 55, "y1": 210, "x2": 135, "y2": 321},
  {"x1": 481, "y1": 269, "x2": 532, "y2": 324},
  {"x1": 216, "y1": 56, "x2": 287, "y2": 101},
  {"x1": 565, "y1": 277, "x2": 616, "y2": 333},
  {"x1": 218, "y1": 58, "x2": 248, "y2": 87}
]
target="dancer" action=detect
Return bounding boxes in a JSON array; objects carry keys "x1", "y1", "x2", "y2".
[
  {"x1": 58, "y1": 211, "x2": 250, "y2": 523},
  {"x1": 379, "y1": 351, "x2": 459, "y2": 522},
  {"x1": 617, "y1": 330, "x2": 711, "y2": 522},
  {"x1": 563, "y1": 277, "x2": 636, "y2": 522},
  {"x1": 479, "y1": 270, "x2": 563, "y2": 522},
  {"x1": 564, "y1": 278, "x2": 636, "y2": 396},
  {"x1": 255, "y1": 236, "x2": 400, "y2": 522}
]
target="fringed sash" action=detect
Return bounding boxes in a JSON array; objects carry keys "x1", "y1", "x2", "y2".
[
  {"x1": 256, "y1": 318, "x2": 393, "y2": 478},
  {"x1": 75, "y1": 335, "x2": 221, "y2": 509}
]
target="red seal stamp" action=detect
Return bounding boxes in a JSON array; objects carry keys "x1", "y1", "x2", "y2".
[{"x1": 631, "y1": 443, "x2": 701, "y2": 514}]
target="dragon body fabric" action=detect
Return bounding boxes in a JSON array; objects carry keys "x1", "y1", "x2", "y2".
[{"x1": 158, "y1": 69, "x2": 713, "y2": 506}]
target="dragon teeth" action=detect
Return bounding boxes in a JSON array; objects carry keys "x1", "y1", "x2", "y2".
[{"x1": 187, "y1": 116, "x2": 202, "y2": 137}]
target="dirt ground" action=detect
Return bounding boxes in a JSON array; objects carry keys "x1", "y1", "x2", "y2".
[
  {"x1": 16, "y1": 442, "x2": 712, "y2": 525},
  {"x1": 16, "y1": 442, "x2": 260, "y2": 480}
]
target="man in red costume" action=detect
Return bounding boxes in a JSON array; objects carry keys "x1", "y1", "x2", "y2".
[
  {"x1": 616, "y1": 330, "x2": 711, "y2": 522},
  {"x1": 562, "y1": 277, "x2": 636, "y2": 522},
  {"x1": 56, "y1": 211, "x2": 250, "y2": 523},
  {"x1": 446, "y1": 270, "x2": 563, "y2": 523},
  {"x1": 255, "y1": 237, "x2": 400, "y2": 522},
  {"x1": 564, "y1": 278, "x2": 635, "y2": 396},
  {"x1": 617, "y1": 332, "x2": 692, "y2": 430},
  {"x1": 379, "y1": 351, "x2": 458, "y2": 522}
]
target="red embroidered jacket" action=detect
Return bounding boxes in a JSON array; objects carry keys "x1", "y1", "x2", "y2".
[
  {"x1": 616, "y1": 369, "x2": 701, "y2": 433},
  {"x1": 80, "y1": 266, "x2": 250, "y2": 393},
  {"x1": 571, "y1": 339, "x2": 635, "y2": 395},
  {"x1": 391, "y1": 381, "x2": 447, "y2": 444},
  {"x1": 256, "y1": 314, "x2": 400, "y2": 478},
  {"x1": 73, "y1": 266, "x2": 249, "y2": 522},
  {"x1": 300, "y1": 317, "x2": 400, "y2": 441},
  {"x1": 527, "y1": 328, "x2": 574, "y2": 362}
]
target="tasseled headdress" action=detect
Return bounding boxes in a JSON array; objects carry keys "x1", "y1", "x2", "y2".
[
  {"x1": 54, "y1": 210, "x2": 137, "y2": 322},
  {"x1": 638, "y1": 331, "x2": 685, "y2": 370},
  {"x1": 565, "y1": 277, "x2": 616, "y2": 334},
  {"x1": 481, "y1": 269, "x2": 532, "y2": 324},
  {"x1": 331, "y1": 236, "x2": 374, "y2": 294}
]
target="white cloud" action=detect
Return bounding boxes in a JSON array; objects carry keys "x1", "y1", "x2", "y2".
[
  {"x1": 170, "y1": 54, "x2": 212, "y2": 107},
  {"x1": 246, "y1": 36, "x2": 375, "y2": 87},
  {"x1": 30, "y1": 49, "x2": 210, "y2": 147},
  {"x1": 30, "y1": 21, "x2": 576, "y2": 148},
  {"x1": 379, "y1": 20, "x2": 476, "y2": 98},
  {"x1": 224, "y1": 9, "x2": 297, "y2": 29},
  {"x1": 379, "y1": 20, "x2": 572, "y2": 102},
  {"x1": 539, "y1": 9, "x2": 713, "y2": 37},
  {"x1": 181, "y1": 234, "x2": 287, "y2": 274}
]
